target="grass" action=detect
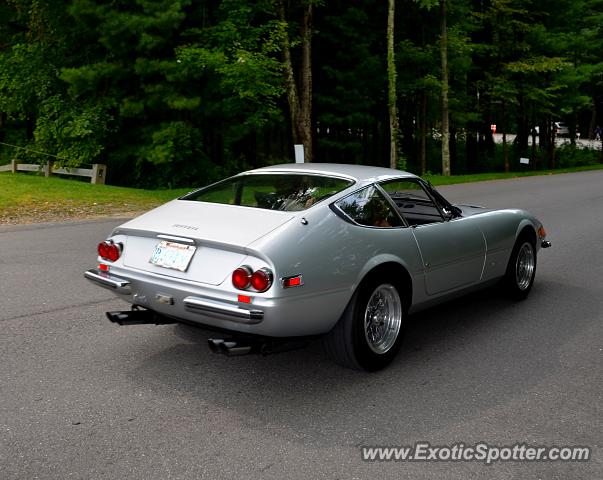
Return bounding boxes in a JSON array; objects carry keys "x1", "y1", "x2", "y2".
[
  {"x1": 1, "y1": 163, "x2": 602, "y2": 224},
  {"x1": 0, "y1": 173, "x2": 190, "y2": 224}
]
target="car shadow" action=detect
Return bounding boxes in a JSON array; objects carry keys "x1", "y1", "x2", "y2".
[{"x1": 123, "y1": 279, "x2": 597, "y2": 445}]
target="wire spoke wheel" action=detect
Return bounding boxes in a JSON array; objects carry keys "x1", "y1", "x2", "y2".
[
  {"x1": 515, "y1": 242, "x2": 535, "y2": 291},
  {"x1": 363, "y1": 284, "x2": 402, "y2": 354}
]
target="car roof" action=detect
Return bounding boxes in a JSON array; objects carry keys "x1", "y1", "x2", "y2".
[{"x1": 246, "y1": 163, "x2": 418, "y2": 183}]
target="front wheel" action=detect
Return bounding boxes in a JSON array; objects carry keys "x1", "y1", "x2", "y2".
[
  {"x1": 324, "y1": 278, "x2": 406, "y2": 371},
  {"x1": 502, "y1": 236, "x2": 537, "y2": 300}
]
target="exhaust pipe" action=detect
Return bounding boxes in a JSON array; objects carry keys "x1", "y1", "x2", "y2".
[
  {"x1": 106, "y1": 309, "x2": 174, "y2": 326},
  {"x1": 208, "y1": 338, "x2": 309, "y2": 356},
  {"x1": 208, "y1": 338, "x2": 253, "y2": 356}
]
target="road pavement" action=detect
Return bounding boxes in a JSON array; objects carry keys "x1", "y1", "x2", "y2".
[{"x1": 1, "y1": 171, "x2": 601, "y2": 479}]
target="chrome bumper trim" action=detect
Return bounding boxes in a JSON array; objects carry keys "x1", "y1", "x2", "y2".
[
  {"x1": 183, "y1": 296, "x2": 264, "y2": 324},
  {"x1": 84, "y1": 269, "x2": 132, "y2": 294}
]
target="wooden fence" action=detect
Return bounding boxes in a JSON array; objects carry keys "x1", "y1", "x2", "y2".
[{"x1": 0, "y1": 160, "x2": 107, "y2": 184}]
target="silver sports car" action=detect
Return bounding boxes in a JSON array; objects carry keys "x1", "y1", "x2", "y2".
[{"x1": 85, "y1": 164, "x2": 551, "y2": 371}]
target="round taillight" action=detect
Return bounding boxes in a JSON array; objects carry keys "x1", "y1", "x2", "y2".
[
  {"x1": 232, "y1": 266, "x2": 252, "y2": 290},
  {"x1": 251, "y1": 268, "x2": 273, "y2": 292},
  {"x1": 97, "y1": 241, "x2": 121, "y2": 262}
]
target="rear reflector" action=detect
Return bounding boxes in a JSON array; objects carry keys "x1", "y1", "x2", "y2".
[
  {"x1": 237, "y1": 294, "x2": 251, "y2": 304},
  {"x1": 282, "y1": 275, "x2": 303, "y2": 288},
  {"x1": 99, "y1": 263, "x2": 109, "y2": 272}
]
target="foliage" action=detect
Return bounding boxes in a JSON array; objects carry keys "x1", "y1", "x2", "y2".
[{"x1": 1, "y1": 0, "x2": 602, "y2": 187}]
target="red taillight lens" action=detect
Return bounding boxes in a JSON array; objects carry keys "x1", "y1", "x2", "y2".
[
  {"x1": 232, "y1": 266, "x2": 273, "y2": 292},
  {"x1": 232, "y1": 266, "x2": 252, "y2": 290},
  {"x1": 97, "y1": 241, "x2": 121, "y2": 262},
  {"x1": 251, "y1": 268, "x2": 273, "y2": 292}
]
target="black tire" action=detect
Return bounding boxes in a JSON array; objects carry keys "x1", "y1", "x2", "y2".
[
  {"x1": 502, "y1": 234, "x2": 537, "y2": 300},
  {"x1": 323, "y1": 276, "x2": 407, "y2": 371}
]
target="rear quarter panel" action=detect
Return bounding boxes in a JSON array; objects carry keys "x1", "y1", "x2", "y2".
[{"x1": 249, "y1": 204, "x2": 424, "y2": 334}]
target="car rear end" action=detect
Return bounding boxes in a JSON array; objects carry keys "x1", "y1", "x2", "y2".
[{"x1": 84, "y1": 170, "x2": 357, "y2": 337}]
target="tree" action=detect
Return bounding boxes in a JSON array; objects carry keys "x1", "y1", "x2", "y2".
[
  {"x1": 387, "y1": 0, "x2": 399, "y2": 169},
  {"x1": 277, "y1": 0, "x2": 314, "y2": 162},
  {"x1": 439, "y1": 0, "x2": 451, "y2": 176}
]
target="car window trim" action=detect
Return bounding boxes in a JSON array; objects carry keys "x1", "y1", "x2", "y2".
[
  {"x1": 374, "y1": 183, "x2": 409, "y2": 227},
  {"x1": 180, "y1": 172, "x2": 356, "y2": 200},
  {"x1": 330, "y1": 184, "x2": 408, "y2": 229},
  {"x1": 378, "y1": 177, "x2": 446, "y2": 226},
  {"x1": 419, "y1": 179, "x2": 462, "y2": 220}
]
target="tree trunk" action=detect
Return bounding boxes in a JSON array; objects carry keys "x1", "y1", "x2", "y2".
[
  {"x1": 299, "y1": 2, "x2": 313, "y2": 162},
  {"x1": 588, "y1": 98, "x2": 596, "y2": 139},
  {"x1": 387, "y1": 0, "x2": 399, "y2": 169},
  {"x1": 548, "y1": 114, "x2": 556, "y2": 169},
  {"x1": 516, "y1": 93, "x2": 529, "y2": 155},
  {"x1": 277, "y1": 1, "x2": 313, "y2": 163},
  {"x1": 502, "y1": 101, "x2": 509, "y2": 173},
  {"x1": 440, "y1": 0, "x2": 451, "y2": 176},
  {"x1": 420, "y1": 91, "x2": 427, "y2": 175},
  {"x1": 530, "y1": 105, "x2": 537, "y2": 169},
  {"x1": 569, "y1": 112, "x2": 577, "y2": 146},
  {"x1": 0, "y1": 112, "x2": 6, "y2": 143}
]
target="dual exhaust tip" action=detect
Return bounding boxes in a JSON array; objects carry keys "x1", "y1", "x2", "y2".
[
  {"x1": 106, "y1": 309, "x2": 174, "y2": 326},
  {"x1": 208, "y1": 338, "x2": 254, "y2": 356},
  {"x1": 106, "y1": 309, "x2": 305, "y2": 356},
  {"x1": 208, "y1": 338, "x2": 309, "y2": 356}
]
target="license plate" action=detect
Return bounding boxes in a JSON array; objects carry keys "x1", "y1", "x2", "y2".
[{"x1": 149, "y1": 241, "x2": 196, "y2": 272}]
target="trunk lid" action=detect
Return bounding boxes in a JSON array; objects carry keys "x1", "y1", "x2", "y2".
[{"x1": 116, "y1": 200, "x2": 295, "y2": 285}]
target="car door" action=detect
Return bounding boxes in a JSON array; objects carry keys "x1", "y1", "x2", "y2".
[{"x1": 379, "y1": 179, "x2": 486, "y2": 296}]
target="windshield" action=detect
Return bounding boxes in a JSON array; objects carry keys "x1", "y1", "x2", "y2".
[{"x1": 181, "y1": 173, "x2": 354, "y2": 211}]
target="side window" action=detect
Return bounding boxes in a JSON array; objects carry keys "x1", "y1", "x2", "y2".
[
  {"x1": 335, "y1": 186, "x2": 402, "y2": 228},
  {"x1": 380, "y1": 179, "x2": 444, "y2": 226}
]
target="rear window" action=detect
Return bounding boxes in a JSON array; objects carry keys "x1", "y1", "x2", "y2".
[{"x1": 182, "y1": 173, "x2": 354, "y2": 211}]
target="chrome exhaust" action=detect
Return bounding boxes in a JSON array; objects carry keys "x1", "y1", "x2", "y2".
[
  {"x1": 208, "y1": 337, "x2": 309, "y2": 356},
  {"x1": 208, "y1": 338, "x2": 253, "y2": 356},
  {"x1": 106, "y1": 309, "x2": 174, "y2": 326}
]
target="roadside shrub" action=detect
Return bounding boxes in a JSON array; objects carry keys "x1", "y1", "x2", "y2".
[{"x1": 554, "y1": 145, "x2": 600, "y2": 168}]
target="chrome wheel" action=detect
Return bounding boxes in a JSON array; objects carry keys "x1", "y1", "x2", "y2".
[
  {"x1": 363, "y1": 284, "x2": 402, "y2": 354},
  {"x1": 515, "y1": 242, "x2": 535, "y2": 291}
]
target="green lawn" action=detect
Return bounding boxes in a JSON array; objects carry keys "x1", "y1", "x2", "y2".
[
  {"x1": 1, "y1": 164, "x2": 602, "y2": 224},
  {"x1": 0, "y1": 173, "x2": 190, "y2": 224}
]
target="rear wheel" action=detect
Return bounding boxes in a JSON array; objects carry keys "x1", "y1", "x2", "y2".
[
  {"x1": 324, "y1": 277, "x2": 406, "y2": 371},
  {"x1": 503, "y1": 235, "x2": 537, "y2": 300}
]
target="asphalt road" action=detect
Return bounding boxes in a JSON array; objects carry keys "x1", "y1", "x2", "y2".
[{"x1": 1, "y1": 171, "x2": 601, "y2": 479}]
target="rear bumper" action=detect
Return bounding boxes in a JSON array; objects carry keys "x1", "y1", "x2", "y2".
[
  {"x1": 84, "y1": 269, "x2": 132, "y2": 294},
  {"x1": 84, "y1": 268, "x2": 264, "y2": 325},
  {"x1": 83, "y1": 267, "x2": 348, "y2": 337},
  {"x1": 182, "y1": 296, "x2": 263, "y2": 323}
]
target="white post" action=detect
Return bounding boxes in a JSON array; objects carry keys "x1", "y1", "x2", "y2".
[{"x1": 294, "y1": 144, "x2": 305, "y2": 163}]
